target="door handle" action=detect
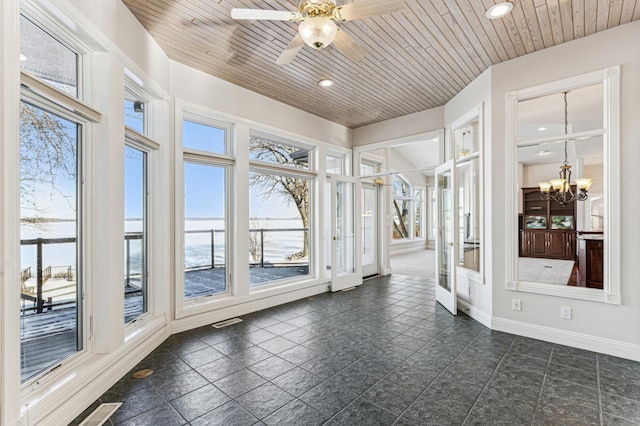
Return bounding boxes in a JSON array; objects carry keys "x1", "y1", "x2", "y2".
[
  {"x1": 448, "y1": 242, "x2": 454, "y2": 247},
  {"x1": 333, "y1": 236, "x2": 337, "y2": 240}
]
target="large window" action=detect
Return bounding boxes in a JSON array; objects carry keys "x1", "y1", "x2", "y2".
[
  {"x1": 19, "y1": 16, "x2": 85, "y2": 383},
  {"x1": 391, "y1": 175, "x2": 424, "y2": 241},
  {"x1": 248, "y1": 134, "x2": 313, "y2": 287},
  {"x1": 182, "y1": 118, "x2": 231, "y2": 300},
  {"x1": 124, "y1": 145, "x2": 147, "y2": 323}
]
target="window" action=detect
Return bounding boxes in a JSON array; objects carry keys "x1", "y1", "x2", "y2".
[
  {"x1": 19, "y1": 100, "x2": 82, "y2": 382},
  {"x1": 18, "y1": 15, "x2": 88, "y2": 384},
  {"x1": 505, "y1": 67, "x2": 620, "y2": 303},
  {"x1": 183, "y1": 120, "x2": 227, "y2": 155},
  {"x1": 182, "y1": 118, "x2": 231, "y2": 301},
  {"x1": 325, "y1": 154, "x2": 344, "y2": 175},
  {"x1": 124, "y1": 145, "x2": 147, "y2": 323},
  {"x1": 249, "y1": 134, "x2": 314, "y2": 287},
  {"x1": 124, "y1": 93, "x2": 145, "y2": 133},
  {"x1": 20, "y1": 15, "x2": 78, "y2": 97},
  {"x1": 391, "y1": 175, "x2": 423, "y2": 241}
]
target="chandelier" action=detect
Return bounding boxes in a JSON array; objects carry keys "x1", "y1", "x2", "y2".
[{"x1": 537, "y1": 92, "x2": 593, "y2": 206}]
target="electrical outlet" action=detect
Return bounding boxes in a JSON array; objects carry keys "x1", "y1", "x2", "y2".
[
  {"x1": 560, "y1": 306, "x2": 571, "y2": 319},
  {"x1": 512, "y1": 299, "x2": 522, "y2": 311}
]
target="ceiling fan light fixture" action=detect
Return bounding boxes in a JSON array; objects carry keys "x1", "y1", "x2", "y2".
[
  {"x1": 298, "y1": 17, "x2": 338, "y2": 49},
  {"x1": 485, "y1": 2, "x2": 513, "y2": 19},
  {"x1": 318, "y1": 79, "x2": 334, "y2": 87}
]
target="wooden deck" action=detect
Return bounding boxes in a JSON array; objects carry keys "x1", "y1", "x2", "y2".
[{"x1": 20, "y1": 265, "x2": 309, "y2": 382}]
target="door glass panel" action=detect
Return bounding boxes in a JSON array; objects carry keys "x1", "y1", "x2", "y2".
[
  {"x1": 20, "y1": 101, "x2": 81, "y2": 382},
  {"x1": 336, "y1": 181, "x2": 355, "y2": 274},
  {"x1": 362, "y1": 186, "x2": 376, "y2": 268},
  {"x1": 438, "y1": 169, "x2": 453, "y2": 291},
  {"x1": 457, "y1": 159, "x2": 481, "y2": 271}
]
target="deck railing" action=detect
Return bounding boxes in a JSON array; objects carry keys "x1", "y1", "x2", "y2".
[
  {"x1": 185, "y1": 227, "x2": 308, "y2": 270},
  {"x1": 21, "y1": 227, "x2": 308, "y2": 313}
]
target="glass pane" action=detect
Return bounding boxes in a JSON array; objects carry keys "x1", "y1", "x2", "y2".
[
  {"x1": 20, "y1": 101, "x2": 81, "y2": 382},
  {"x1": 415, "y1": 197, "x2": 422, "y2": 238},
  {"x1": 183, "y1": 120, "x2": 226, "y2": 154},
  {"x1": 457, "y1": 159, "x2": 480, "y2": 272},
  {"x1": 326, "y1": 154, "x2": 343, "y2": 175},
  {"x1": 392, "y1": 175, "x2": 409, "y2": 197},
  {"x1": 517, "y1": 83, "x2": 603, "y2": 141},
  {"x1": 360, "y1": 162, "x2": 376, "y2": 176},
  {"x1": 362, "y1": 186, "x2": 376, "y2": 267},
  {"x1": 20, "y1": 16, "x2": 78, "y2": 97},
  {"x1": 124, "y1": 145, "x2": 147, "y2": 323},
  {"x1": 249, "y1": 135, "x2": 310, "y2": 170},
  {"x1": 184, "y1": 163, "x2": 227, "y2": 298},
  {"x1": 124, "y1": 96, "x2": 145, "y2": 133},
  {"x1": 455, "y1": 126, "x2": 479, "y2": 159},
  {"x1": 438, "y1": 169, "x2": 453, "y2": 291},
  {"x1": 336, "y1": 181, "x2": 355, "y2": 274},
  {"x1": 249, "y1": 171, "x2": 311, "y2": 286},
  {"x1": 392, "y1": 199, "x2": 410, "y2": 240}
]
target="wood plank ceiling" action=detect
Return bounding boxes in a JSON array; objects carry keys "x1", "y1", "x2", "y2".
[{"x1": 123, "y1": 0, "x2": 639, "y2": 128}]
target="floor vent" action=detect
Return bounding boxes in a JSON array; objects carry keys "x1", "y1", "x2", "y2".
[
  {"x1": 341, "y1": 286, "x2": 357, "y2": 292},
  {"x1": 79, "y1": 403, "x2": 122, "y2": 426},
  {"x1": 212, "y1": 318, "x2": 242, "y2": 328}
]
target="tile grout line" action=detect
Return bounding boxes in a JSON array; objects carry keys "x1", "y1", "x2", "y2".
[
  {"x1": 460, "y1": 335, "x2": 518, "y2": 425},
  {"x1": 596, "y1": 355, "x2": 603, "y2": 426},
  {"x1": 530, "y1": 344, "x2": 555, "y2": 426}
]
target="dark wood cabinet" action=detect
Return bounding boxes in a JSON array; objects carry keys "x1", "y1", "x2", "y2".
[
  {"x1": 520, "y1": 187, "x2": 576, "y2": 260},
  {"x1": 578, "y1": 238, "x2": 604, "y2": 288},
  {"x1": 521, "y1": 229, "x2": 576, "y2": 259}
]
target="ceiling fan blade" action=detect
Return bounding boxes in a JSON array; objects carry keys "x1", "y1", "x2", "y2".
[
  {"x1": 332, "y1": 29, "x2": 366, "y2": 61},
  {"x1": 276, "y1": 34, "x2": 305, "y2": 65},
  {"x1": 230, "y1": 9, "x2": 297, "y2": 21},
  {"x1": 334, "y1": 0, "x2": 404, "y2": 21}
]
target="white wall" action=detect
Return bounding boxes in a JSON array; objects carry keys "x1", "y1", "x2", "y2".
[
  {"x1": 490, "y1": 20, "x2": 640, "y2": 357},
  {"x1": 352, "y1": 107, "x2": 444, "y2": 147}
]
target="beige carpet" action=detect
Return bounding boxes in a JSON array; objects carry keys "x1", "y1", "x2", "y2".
[{"x1": 390, "y1": 249, "x2": 436, "y2": 279}]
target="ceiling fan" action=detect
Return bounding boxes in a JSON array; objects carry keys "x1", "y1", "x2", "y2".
[{"x1": 230, "y1": 0, "x2": 405, "y2": 64}]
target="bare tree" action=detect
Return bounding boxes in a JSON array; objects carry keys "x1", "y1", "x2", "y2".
[
  {"x1": 249, "y1": 137, "x2": 309, "y2": 259},
  {"x1": 392, "y1": 199, "x2": 409, "y2": 238},
  {"x1": 248, "y1": 216, "x2": 269, "y2": 264},
  {"x1": 19, "y1": 102, "x2": 76, "y2": 222}
]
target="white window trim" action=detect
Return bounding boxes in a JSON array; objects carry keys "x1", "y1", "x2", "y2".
[{"x1": 504, "y1": 66, "x2": 621, "y2": 304}]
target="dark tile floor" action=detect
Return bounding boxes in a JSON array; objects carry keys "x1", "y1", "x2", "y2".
[{"x1": 71, "y1": 275, "x2": 640, "y2": 425}]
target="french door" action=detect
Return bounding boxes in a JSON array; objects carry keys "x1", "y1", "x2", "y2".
[
  {"x1": 435, "y1": 160, "x2": 457, "y2": 314},
  {"x1": 330, "y1": 176, "x2": 362, "y2": 291},
  {"x1": 361, "y1": 183, "x2": 378, "y2": 277}
]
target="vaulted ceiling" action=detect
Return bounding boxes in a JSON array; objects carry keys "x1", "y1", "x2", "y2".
[{"x1": 123, "y1": 0, "x2": 639, "y2": 128}]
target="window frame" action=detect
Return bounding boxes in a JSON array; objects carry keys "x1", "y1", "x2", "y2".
[
  {"x1": 504, "y1": 67, "x2": 621, "y2": 304},
  {"x1": 247, "y1": 130, "x2": 317, "y2": 291},
  {"x1": 176, "y1": 112, "x2": 235, "y2": 316}
]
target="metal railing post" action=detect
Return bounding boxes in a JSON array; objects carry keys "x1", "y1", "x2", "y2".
[
  {"x1": 260, "y1": 228, "x2": 264, "y2": 268},
  {"x1": 125, "y1": 237, "x2": 131, "y2": 287},
  {"x1": 36, "y1": 238, "x2": 43, "y2": 314},
  {"x1": 211, "y1": 229, "x2": 215, "y2": 269}
]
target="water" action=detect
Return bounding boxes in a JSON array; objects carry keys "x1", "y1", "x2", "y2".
[{"x1": 20, "y1": 218, "x2": 308, "y2": 273}]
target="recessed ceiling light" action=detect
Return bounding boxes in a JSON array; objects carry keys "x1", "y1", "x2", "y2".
[
  {"x1": 318, "y1": 79, "x2": 334, "y2": 87},
  {"x1": 538, "y1": 127, "x2": 547, "y2": 131},
  {"x1": 485, "y1": 2, "x2": 513, "y2": 19},
  {"x1": 20, "y1": 53, "x2": 27, "y2": 61},
  {"x1": 538, "y1": 150, "x2": 550, "y2": 155}
]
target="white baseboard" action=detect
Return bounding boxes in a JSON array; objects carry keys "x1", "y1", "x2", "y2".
[
  {"x1": 23, "y1": 318, "x2": 169, "y2": 426},
  {"x1": 172, "y1": 284, "x2": 327, "y2": 334},
  {"x1": 492, "y1": 317, "x2": 640, "y2": 362},
  {"x1": 457, "y1": 299, "x2": 491, "y2": 328},
  {"x1": 390, "y1": 245, "x2": 429, "y2": 256}
]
